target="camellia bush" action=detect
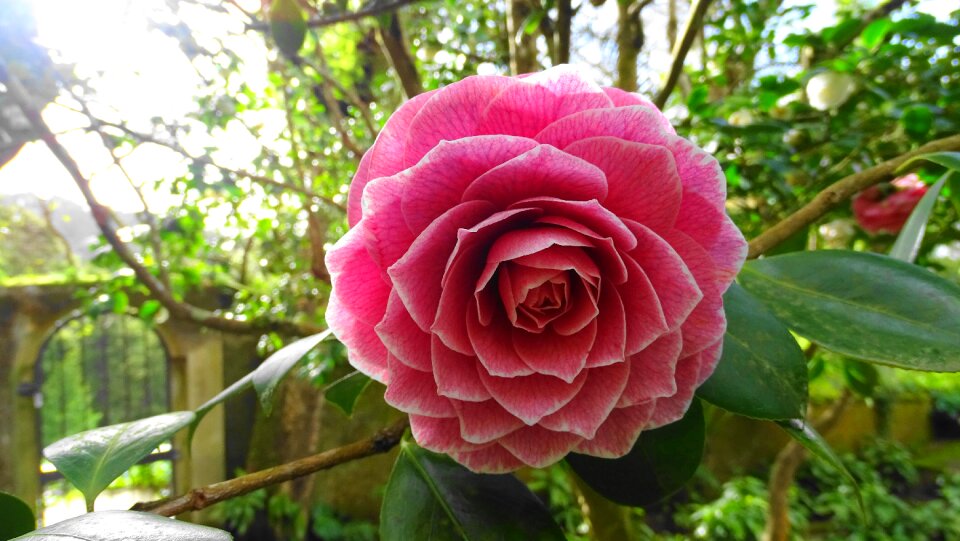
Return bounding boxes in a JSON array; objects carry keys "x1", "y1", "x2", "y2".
[{"x1": 1, "y1": 1, "x2": 959, "y2": 540}]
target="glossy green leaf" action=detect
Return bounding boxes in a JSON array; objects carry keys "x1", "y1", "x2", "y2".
[
  {"x1": 269, "y1": 0, "x2": 306, "y2": 60},
  {"x1": 739, "y1": 251, "x2": 960, "y2": 372},
  {"x1": 859, "y1": 18, "x2": 892, "y2": 49},
  {"x1": 889, "y1": 172, "x2": 950, "y2": 262},
  {"x1": 12, "y1": 511, "x2": 231, "y2": 540},
  {"x1": 194, "y1": 330, "x2": 331, "y2": 421},
  {"x1": 698, "y1": 284, "x2": 807, "y2": 419},
  {"x1": 777, "y1": 419, "x2": 866, "y2": 521},
  {"x1": 566, "y1": 399, "x2": 705, "y2": 507},
  {"x1": 842, "y1": 359, "x2": 879, "y2": 397},
  {"x1": 324, "y1": 371, "x2": 371, "y2": 416},
  {"x1": 0, "y1": 492, "x2": 34, "y2": 540},
  {"x1": 896, "y1": 151, "x2": 960, "y2": 174},
  {"x1": 380, "y1": 442, "x2": 565, "y2": 541},
  {"x1": 44, "y1": 412, "x2": 195, "y2": 509},
  {"x1": 253, "y1": 330, "x2": 332, "y2": 414},
  {"x1": 137, "y1": 300, "x2": 162, "y2": 321},
  {"x1": 900, "y1": 105, "x2": 933, "y2": 137}
]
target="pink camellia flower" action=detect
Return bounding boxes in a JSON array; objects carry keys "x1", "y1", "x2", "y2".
[
  {"x1": 325, "y1": 66, "x2": 747, "y2": 473},
  {"x1": 852, "y1": 174, "x2": 928, "y2": 235}
]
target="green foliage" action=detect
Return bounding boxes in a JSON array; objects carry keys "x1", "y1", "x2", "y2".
[
  {"x1": 218, "y1": 485, "x2": 266, "y2": 537},
  {"x1": 740, "y1": 251, "x2": 960, "y2": 372},
  {"x1": 310, "y1": 503, "x2": 377, "y2": 541},
  {"x1": 699, "y1": 284, "x2": 808, "y2": 420},
  {"x1": 380, "y1": 442, "x2": 565, "y2": 541},
  {"x1": 567, "y1": 400, "x2": 705, "y2": 507},
  {"x1": 0, "y1": 492, "x2": 35, "y2": 541},
  {"x1": 675, "y1": 477, "x2": 807, "y2": 541},
  {"x1": 0, "y1": 204, "x2": 72, "y2": 279},
  {"x1": 323, "y1": 371, "x2": 372, "y2": 416}
]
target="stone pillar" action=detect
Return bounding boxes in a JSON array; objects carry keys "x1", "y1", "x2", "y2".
[
  {"x1": 156, "y1": 322, "x2": 226, "y2": 523},
  {"x1": 0, "y1": 286, "x2": 73, "y2": 512}
]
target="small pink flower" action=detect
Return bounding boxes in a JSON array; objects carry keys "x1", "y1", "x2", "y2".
[
  {"x1": 852, "y1": 174, "x2": 928, "y2": 235},
  {"x1": 326, "y1": 66, "x2": 746, "y2": 472}
]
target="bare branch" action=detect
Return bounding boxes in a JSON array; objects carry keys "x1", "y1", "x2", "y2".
[
  {"x1": 654, "y1": 0, "x2": 714, "y2": 108},
  {"x1": 71, "y1": 112, "x2": 346, "y2": 212},
  {"x1": 748, "y1": 133, "x2": 960, "y2": 258},
  {"x1": 0, "y1": 57, "x2": 325, "y2": 337},
  {"x1": 133, "y1": 418, "x2": 409, "y2": 517}
]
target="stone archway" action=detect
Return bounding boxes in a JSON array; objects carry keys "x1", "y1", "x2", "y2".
[{"x1": 0, "y1": 283, "x2": 226, "y2": 522}]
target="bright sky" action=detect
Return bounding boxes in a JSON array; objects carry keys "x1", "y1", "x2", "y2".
[
  {"x1": 0, "y1": 0, "x2": 269, "y2": 212},
  {"x1": 0, "y1": 0, "x2": 953, "y2": 213}
]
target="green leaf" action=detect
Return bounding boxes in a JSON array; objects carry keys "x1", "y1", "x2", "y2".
[
  {"x1": 253, "y1": 330, "x2": 332, "y2": 414},
  {"x1": 12, "y1": 510, "x2": 231, "y2": 540},
  {"x1": 859, "y1": 18, "x2": 892, "y2": 49},
  {"x1": 896, "y1": 151, "x2": 960, "y2": 174},
  {"x1": 842, "y1": 359, "x2": 879, "y2": 397},
  {"x1": 193, "y1": 330, "x2": 332, "y2": 420},
  {"x1": 889, "y1": 172, "x2": 951, "y2": 262},
  {"x1": 111, "y1": 291, "x2": 129, "y2": 314},
  {"x1": 137, "y1": 300, "x2": 162, "y2": 321},
  {"x1": 380, "y1": 442, "x2": 565, "y2": 541},
  {"x1": 324, "y1": 371, "x2": 371, "y2": 416},
  {"x1": 43, "y1": 412, "x2": 195, "y2": 510},
  {"x1": 739, "y1": 251, "x2": 960, "y2": 372},
  {"x1": 777, "y1": 419, "x2": 866, "y2": 521},
  {"x1": 698, "y1": 284, "x2": 807, "y2": 419},
  {"x1": 900, "y1": 105, "x2": 933, "y2": 137},
  {"x1": 566, "y1": 399, "x2": 705, "y2": 507},
  {"x1": 269, "y1": 0, "x2": 306, "y2": 60},
  {"x1": 0, "y1": 492, "x2": 34, "y2": 540},
  {"x1": 521, "y1": 9, "x2": 545, "y2": 36}
]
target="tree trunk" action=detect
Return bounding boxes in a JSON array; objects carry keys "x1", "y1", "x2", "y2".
[
  {"x1": 616, "y1": 0, "x2": 645, "y2": 91},
  {"x1": 377, "y1": 13, "x2": 422, "y2": 98},
  {"x1": 507, "y1": 0, "x2": 537, "y2": 75},
  {"x1": 557, "y1": 0, "x2": 572, "y2": 64}
]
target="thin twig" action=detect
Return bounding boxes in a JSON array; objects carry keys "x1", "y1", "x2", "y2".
[
  {"x1": 133, "y1": 418, "x2": 410, "y2": 517},
  {"x1": 247, "y1": 0, "x2": 424, "y2": 31},
  {"x1": 74, "y1": 111, "x2": 345, "y2": 212},
  {"x1": 653, "y1": 0, "x2": 713, "y2": 108},
  {"x1": 0, "y1": 57, "x2": 325, "y2": 337},
  {"x1": 748, "y1": 133, "x2": 960, "y2": 258}
]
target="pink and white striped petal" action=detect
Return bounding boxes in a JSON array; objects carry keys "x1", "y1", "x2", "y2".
[
  {"x1": 375, "y1": 291, "x2": 432, "y2": 372},
  {"x1": 348, "y1": 90, "x2": 435, "y2": 226},
  {"x1": 564, "y1": 137, "x2": 683, "y2": 232},
  {"x1": 619, "y1": 331, "x2": 683, "y2": 407},
  {"x1": 477, "y1": 65, "x2": 614, "y2": 138},
  {"x1": 451, "y1": 443, "x2": 527, "y2": 474},
  {"x1": 573, "y1": 401, "x2": 658, "y2": 458},
  {"x1": 453, "y1": 399, "x2": 525, "y2": 444},
  {"x1": 383, "y1": 355, "x2": 456, "y2": 417},
  {"x1": 403, "y1": 76, "x2": 515, "y2": 167},
  {"x1": 498, "y1": 425, "x2": 583, "y2": 468},
  {"x1": 410, "y1": 414, "x2": 489, "y2": 453},
  {"x1": 463, "y1": 145, "x2": 608, "y2": 208},
  {"x1": 400, "y1": 135, "x2": 539, "y2": 232},
  {"x1": 539, "y1": 360, "x2": 630, "y2": 439},
  {"x1": 479, "y1": 369, "x2": 588, "y2": 425},
  {"x1": 432, "y1": 336, "x2": 491, "y2": 402}
]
